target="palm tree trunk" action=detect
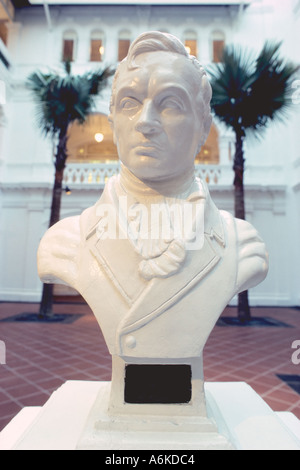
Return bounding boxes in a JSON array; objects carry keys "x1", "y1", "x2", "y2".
[
  {"x1": 38, "y1": 283, "x2": 54, "y2": 318},
  {"x1": 233, "y1": 129, "x2": 251, "y2": 323},
  {"x1": 233, "y1": 130, "x2": 246, "y2": 220},
  {"x1": 39, "y1": 128, "x2": 68, "y2": 318}
]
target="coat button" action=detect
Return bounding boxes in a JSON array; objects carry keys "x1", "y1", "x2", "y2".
[{"x1": 125, "y1": 335, "x2": 136, "y2": 349}]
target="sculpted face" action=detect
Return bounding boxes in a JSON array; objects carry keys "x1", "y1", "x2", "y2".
[{"x1": 111, "y1": 51, "x2": 206, "y2": 182}]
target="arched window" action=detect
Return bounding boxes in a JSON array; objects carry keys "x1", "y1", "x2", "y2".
[
  {"x1": 90, "y1": 30, "x2": 105, "y2": 62},
  {"x1": 184, "y1": 30, "x2": 198, "y2": 57},
  {"x1": 67, "y1": 113, "x2": 118, "y2": 163},
  {"x1": 211, "y1": 31, "x2": 225, "y2": 63},
  {"x1": 195, "y1": 123, "x2": 220, "y2": 164},
  {"x1": 118, "y1": 30, "x2": 131, "y2": 62},
  {"x1": 62, "y1": 30, "x2": 77, "y2": 62},
  {"x1": 0, "y1": 22, "x2": 8, "y2": 46}
]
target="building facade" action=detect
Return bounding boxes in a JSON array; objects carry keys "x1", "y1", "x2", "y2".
[{"x1": 0, "y1": 0, "x2": 299, "y2": 306}]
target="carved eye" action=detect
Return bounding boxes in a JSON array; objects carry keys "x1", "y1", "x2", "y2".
[
  {"x1": 120, "y1": 97, "x2": 140, "y2": 111},
  {"x1": 160, "y1": 97, "x2": 184, "y2": 112}
]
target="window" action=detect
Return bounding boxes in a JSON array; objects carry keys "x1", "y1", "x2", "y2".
[
  {"x1": 213, "y1": 40, "x2": 225, "y2": 63},
  {"x1": 118, "y1": 40, "x2": 130, "y2": 62},
  {"x1": 67, "y1": 114, "x2": 118, "y2": 164},
  {"x1": 118, "y1": 30, "x2": 131, "y2": 62},
  {"x1": 63, "y1": 40, "x2": 74, "y2": 62},
  {"x1": 90, "y1": 31, "x2": 104, "y2": 62},
  {"x1": 184, "y1": 31, "x2": 198, "y2": 57},
  {"x1": 211, "y1": 31, "x2": 225, "y2": 63},
  {"x1": 62, "y1": 31, "x2": 77, "y2": 62},
  {"x1": 90, "y1": 39, "x2": 103, "y2": 62},
  {"x1": 195, "y1": 123, "x2": 220, "y2": 165},
  {"x1": 0, "y1": 22, "x2": 8, "y2": 46}
]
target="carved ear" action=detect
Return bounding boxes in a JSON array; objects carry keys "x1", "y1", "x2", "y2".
[
  {"x1": 196, "y1": 113, "x2": 212, "y2": 153},
  {"x1": 108, "y1": 113, "x2": 117, "y2": 145},
  {"x1": 197, "y1": 73, "x2": 213, "y2": 149},
  {"x1": 203, "y1": 113, "x2": 213, "y2": 145}
]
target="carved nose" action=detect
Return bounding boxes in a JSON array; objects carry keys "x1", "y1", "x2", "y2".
[{"x1": 135, "y1": 100, "x2": 160, "y2": 134}]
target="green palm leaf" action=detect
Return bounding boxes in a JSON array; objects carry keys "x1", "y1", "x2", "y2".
[
  {"x1": 27, "y1": 62, "x2": 114, "y2": 138},
  {"x1": 208, "y1": 41, "x2": 298, "y2": 135}
]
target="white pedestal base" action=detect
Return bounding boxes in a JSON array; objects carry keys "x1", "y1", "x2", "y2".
[
  {"x1": 0, "y1": 380, "x2": 300, "y2": 451},
  {"x1": 76, "y1": 381, "x2": 233, "y2": 450}
]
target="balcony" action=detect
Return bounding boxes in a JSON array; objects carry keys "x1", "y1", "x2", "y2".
[{"x1": 62, "y1": 162, "x2": 225, "y2": 188}]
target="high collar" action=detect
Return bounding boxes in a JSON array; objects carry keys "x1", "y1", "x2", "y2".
[{"x1": 85, "y1": 165, "x2": 225, "y2": 247}]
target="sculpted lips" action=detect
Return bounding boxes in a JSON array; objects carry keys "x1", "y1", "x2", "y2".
[{"x1": 134, "y1": 142, "x2": 161, "y2": 157}]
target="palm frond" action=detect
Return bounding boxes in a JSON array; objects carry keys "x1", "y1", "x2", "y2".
[
  {"x1": 63, "y1": 60, "x2": 72, "y2": 75},
  {"x1": 27, "y1": 64, "x2": 115, "y2": 138},
  {"x1": 247, "y1": 41, "x2": 299, "y2": 129},
  {"x1": 208, "y1": 41, "x2": 299, "y2": 136},
  {"x1": 208, "y1": 46, "x2": 256, "y2": 131},
  {"x1": 83, "y1": 65, "x2": 115, "y2": 95}
]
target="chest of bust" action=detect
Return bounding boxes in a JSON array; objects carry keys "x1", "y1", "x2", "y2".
[{"x1": 79, "y1": 214, "x2": 237, "y2": 359}]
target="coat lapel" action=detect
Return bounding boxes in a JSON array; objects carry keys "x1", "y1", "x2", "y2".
[
  {"x1": 89, "y1": 237, "x2": 148, "y2": 306},
  {"x1": 85, "y1": 175, "x2": 225, "y2": 339},
  {"x1": 117, "y1": 234, "x2": 221, "y2": 336}
]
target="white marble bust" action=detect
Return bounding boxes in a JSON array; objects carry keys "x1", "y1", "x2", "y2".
[{"x1": 38, "y1": 32, "x2": 268, "y2": 418}]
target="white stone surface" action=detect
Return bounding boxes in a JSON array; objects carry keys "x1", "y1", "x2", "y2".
[
  {"x1": 7, "y1": 381, "x2": 102, "y2": 451},
  {"x1": 276, "y1": 412, "x2": 300, "y2": 444},
  {"x1": 1, "y1": 381, "x2": 299, "y2": 451},
  {"x1": 0, "y1": 407, "x2": 42, "y2": 451},
  {"x1": 205, "y1": 382, "x2": 300, "y2": 450}
]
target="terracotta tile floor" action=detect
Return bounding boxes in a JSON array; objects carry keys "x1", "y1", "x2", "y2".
[{"x1": 0, "y1": 298, "x2": 299, "y2": 433}]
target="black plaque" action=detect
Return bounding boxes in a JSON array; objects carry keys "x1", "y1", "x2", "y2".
[{"x1": 124, "y1": 364, "x2": 192, "y2": 404}]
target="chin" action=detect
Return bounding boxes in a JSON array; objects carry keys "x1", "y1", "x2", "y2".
[
  {"x1": 133, "y1": 169, "x2": 162, "y2": 182},
  {"x1": 126, "y1": 158, "x2": 163, "y2": 180}
]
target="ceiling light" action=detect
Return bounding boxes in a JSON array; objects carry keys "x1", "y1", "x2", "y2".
[{"x1": 95, "y1": 133, "x2": 104, "y2": 143}]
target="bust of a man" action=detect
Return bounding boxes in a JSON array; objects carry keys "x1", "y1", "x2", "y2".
[{"x1": 38, "y1": 32, "x2": 268, "y2": 419}]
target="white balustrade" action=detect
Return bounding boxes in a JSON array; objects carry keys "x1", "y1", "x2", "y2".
[
  {"x1": 63, "y1": 162, "x2": 121, "y2": 186},
  {"x1": 63, "y1": 162, "x2": 223, "y2": 188},
  {"x1": 195, "y1": 165, "x2": 222, "y2": 185}
]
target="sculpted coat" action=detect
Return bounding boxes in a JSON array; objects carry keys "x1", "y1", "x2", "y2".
[{"x1": 38, "y1": 167, "x2": 268, "y2": 359}]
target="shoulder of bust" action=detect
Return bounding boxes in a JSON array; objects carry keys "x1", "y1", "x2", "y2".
[
  {"x1": 234, "y1": 217, "x2": 269, "y2": 294},
  {"x1": 37, "y1": 215, "x2": 81, "y2": 286}
]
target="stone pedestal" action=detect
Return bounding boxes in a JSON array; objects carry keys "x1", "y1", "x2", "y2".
[{"x1": 0, "y1": 380, "x2": 299, "y2": 451}]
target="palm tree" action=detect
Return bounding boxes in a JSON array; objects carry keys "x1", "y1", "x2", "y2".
[
  {"x1": 27, "y1": 61, "x2": 114, "y2": 318},
  {"x1": 208, "y1": 42, "x2": 298, "y2": 323}
]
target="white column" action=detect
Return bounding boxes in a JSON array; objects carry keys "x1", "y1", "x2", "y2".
[
  {"x1": 199, "y1": 27, "x2": 210, "y2": 65},
  {"x1": 76, "y1": 28, "x2": 89, "y2": 65},
  {"x1": 104, "y1": 29, "x2": 118, "y2": 65},
  {"x1": 5, "y1": 21, "x2": 22, "y2": 64}
]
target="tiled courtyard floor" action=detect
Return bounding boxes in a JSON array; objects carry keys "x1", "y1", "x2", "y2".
[{"x1": 0, "y1": 298, "x2": 299, "y2": 433}]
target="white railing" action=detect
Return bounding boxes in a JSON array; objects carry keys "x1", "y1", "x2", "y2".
[
  {"x1": 195, "y1": 165, "x2": 222, "y2": 185},
  {"x1": 63, "y1": 162, "x2": 223, "y2": 188},
  {"x1": 63, "y1": 162, "x2": 120, "y2": 186}
]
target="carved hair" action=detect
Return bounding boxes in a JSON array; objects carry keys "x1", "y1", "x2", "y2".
[
  {"x1": 126, "y1": 31, "x2": 189, "y2": 66},
  {"x1": 109, "y1": 31, "x2": 212, "y2": 149}
]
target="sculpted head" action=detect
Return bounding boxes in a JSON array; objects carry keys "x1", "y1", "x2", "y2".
[{"x1": 109, "y1": 31, "x2": 212, "y2": 182}]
